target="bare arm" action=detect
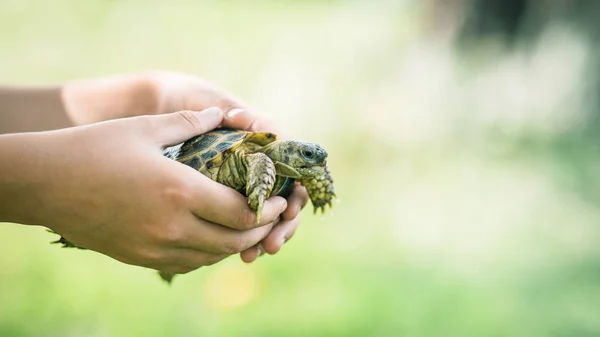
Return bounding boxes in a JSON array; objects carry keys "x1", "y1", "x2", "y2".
[
  {"x1": 0, "y1": 70, "x2": 306, "y2": 266},
  {"x1": 0, "y1": 108, "x2": 286, "y2": 274},
  {"x1": 0, "y1": 86, "x2": 71, "y2": 133},
  {"x1": 0, "y1": 73, "x2": 158, "y2": 134}
]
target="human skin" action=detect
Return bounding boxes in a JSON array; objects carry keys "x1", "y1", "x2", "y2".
[{"x1": 0, "y1": 71, "x2": 309, "y2": 274}]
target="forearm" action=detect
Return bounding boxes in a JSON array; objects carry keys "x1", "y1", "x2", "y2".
[
  {"x1": 0, "y1": 73, "x2": 159, "y2": 135},
  {"x1": 0, "y1": 127, "x2": 89, "y2": 228},
  {"x1": 0, "y1": 86, "x2": 72, "y2": 134},
  {"x1": 0, "y1": 132, "x2": 52, "y2": 225}
]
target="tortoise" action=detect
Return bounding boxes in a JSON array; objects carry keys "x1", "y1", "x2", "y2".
[
  {"x1": 51, "y1": 128, "x2": 336, "y2": 282},
  {"x1": 163, "y1": 127, "x2": 336, "y2": 220}
]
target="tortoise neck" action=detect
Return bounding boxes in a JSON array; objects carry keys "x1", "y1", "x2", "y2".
[{"x1": 259, "y1": 140, "x2": 291, "y2": 162}]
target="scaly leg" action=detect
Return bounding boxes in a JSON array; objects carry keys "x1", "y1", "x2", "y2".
[
  {"x1": 301, "y1": 164, "x2": 336, "y2": 214},
  {"x1": 245, "y1": 153, "x2": 276, "y2": 223}
]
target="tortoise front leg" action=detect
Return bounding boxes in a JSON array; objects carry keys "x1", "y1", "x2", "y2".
[
  {"x1": 244, "y1": 153, "x2": 276, "y2": 223},
  {"x1": 301, "y1": 164, "x2": 336, "y2": 214}
]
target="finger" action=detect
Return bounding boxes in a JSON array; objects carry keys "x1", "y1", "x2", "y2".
[
  {"x1": 188, "y1": 176, "x2": 287, "y2": 229},
  {"x1": 142, "y1": 107, "x2": 223, "y2": 146},
  {"x1": 239, "y1": 217, "x2": 280, "y2": 263},
  {"x1": 214, "y1": 96, "x2": 255, "y2": 130},
  {"x1": 281, "y1": 185, "x2": 309, "y2": 221},
  {"x1": 240, "y1": 242, "x2": 265, "y2": 263},
  {"x1": 262, "y1": 215, "x2": 300, "y2": 255},
  {"x1": 240, "y1": 186, "x2": 307, "y2": 259},
  {"x1": 177, "y1": 214, "x2": 275, "y2": 255},
  {"x1": 219, "y1": 103, "x2": 282, "y2": 135}
]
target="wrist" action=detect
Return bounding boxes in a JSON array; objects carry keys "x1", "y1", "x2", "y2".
[{"x1": 0, "y1": 132, "x2": 59, "y2": 226}]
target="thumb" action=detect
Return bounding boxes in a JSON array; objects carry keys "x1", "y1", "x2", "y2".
[{"x1": 149, "y1": 107, "x2": 223, "y2": 146}]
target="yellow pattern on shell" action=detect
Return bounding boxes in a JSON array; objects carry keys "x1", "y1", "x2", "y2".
[{"x1": 173, "y1": 128, "x2": 278, "y2": 181}]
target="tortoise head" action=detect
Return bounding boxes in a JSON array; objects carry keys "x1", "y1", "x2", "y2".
[{"x1": 262, "y1": 140, "x2": 328, "y2": 178}]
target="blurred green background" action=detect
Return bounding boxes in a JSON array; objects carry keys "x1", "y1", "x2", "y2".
[{"x1": 2, "y1": 0, "x2": 600, "y2": 336}]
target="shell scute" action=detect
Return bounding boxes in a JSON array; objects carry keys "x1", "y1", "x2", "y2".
[
  {"x1": 245, "y1": 132, "x2": 277, "y2": 146},
  {"x1": 215, "y1": 141, "x2": 235, "y2": 152},
  {"x1": 194, "y1": 134, "x2": 220, "y2": 149},
  {"x1": 180, "y1": 157, "x2": 201, "y2": 170},
  {"x1": 201, "y1": 149, "x2": 219, "y2": 161},
  {"x1": 226, "y1": 133, "x2": 246, "y2": 142}
]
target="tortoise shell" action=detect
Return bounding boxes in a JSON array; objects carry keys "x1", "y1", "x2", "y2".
[
  {"x1": 165, "y1": 128, "x2": 295, "y2": 197},
  {"x1": 168, "y1": 128, "x2": 278, "y2": 179}
]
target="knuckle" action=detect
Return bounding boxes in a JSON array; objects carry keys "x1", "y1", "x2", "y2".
[
  {"x1": 160, "y1": 223, "x2": 185, "y2": 244},
  {"x1": 162, "y1": 185, "x2": 192, "y2": 208},
  {"x1": 177, "y1": 110, "x2": 203, "y2": 131}
]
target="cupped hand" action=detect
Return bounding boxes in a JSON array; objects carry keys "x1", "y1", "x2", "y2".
[
  {"x1": 6, "y1": 107, "x2": 286, "y2": 275},
  {"x1": 62, "y1": 70, "x2": 309, "y2": 262},
  {"x1": 149, "y1": 71, "x2": 310, "y2": 262}
]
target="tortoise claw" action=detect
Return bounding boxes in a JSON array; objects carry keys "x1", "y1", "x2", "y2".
[
  {"x1": 48, "y1": 231, "x2": 87, "y2": 250},
  {"x1": 255, "y1": 208, "x2": 262, "y2": 224},
  {"x1": 312, "y1": 203, "x2": 330, "y2": 215}
]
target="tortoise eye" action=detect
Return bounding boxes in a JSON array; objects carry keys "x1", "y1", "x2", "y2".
[{"x1": 302, "y1": 150, "x2": 314, "y2": 158}]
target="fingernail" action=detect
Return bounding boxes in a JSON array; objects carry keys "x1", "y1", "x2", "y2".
[{"x1": 226, "y1": 107, "x2": 244, "y2": 119}]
